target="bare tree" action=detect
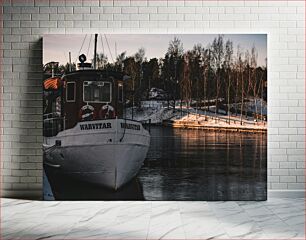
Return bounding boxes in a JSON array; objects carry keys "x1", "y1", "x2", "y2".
[
  {"x1": 166, "y1": 37, "x2": 184, "y2": 112},
  {"x1": 238, "y1": 49, "x2": 245, "y2": 125},
  {"x1": 134, "y1": 47, "x2": 146, "y2": 63},
  {"x1": 116, "y1": 51, "x2": 126, "y2": 71},
  {"x1": 225, "y1": 39, "x2": 233, "y2": 124},
  {"x1": 211, "y1": 35, "x2": 224, "y2": 117},
  {"x1": 245, "y1": 50, "x2": 251, "y2": 119},
  {"x1": 250, "y1": 46, "x2": 259, "y2": 122},
  {"x1": 167, "y1": 37, "x2": 184, "y2": 57},
  {"x1": 181, "y1": 52, "x2": 192, "y2": 112}
]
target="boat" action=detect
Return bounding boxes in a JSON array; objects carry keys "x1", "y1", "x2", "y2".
[{"x1": 43, "y1": 34, "x2": 150, "y2": 190}]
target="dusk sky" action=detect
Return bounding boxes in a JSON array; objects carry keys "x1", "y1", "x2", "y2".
[{"x1": 43, "y1": 34, "x2": 267, "y2": 67}]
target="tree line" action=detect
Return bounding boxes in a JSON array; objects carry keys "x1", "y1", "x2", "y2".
[
  {"x1": 44, "y1": 35, "x2": 267, "y2": 122},
  {"x1": 96, "y1": 35, "x2": 267, "y2": 121}
]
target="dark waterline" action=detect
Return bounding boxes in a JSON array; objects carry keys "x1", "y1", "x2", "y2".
[
  {"x1": 138, "y1": 126, "x2": 267, "y2": 201},
  {"x1": 44, "y1": 126, "x2": 267, "y2": 200}
]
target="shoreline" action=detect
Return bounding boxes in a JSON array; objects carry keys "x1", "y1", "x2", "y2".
[
  {"x1": 127, "y1": 104, "x2": 267, "y2": 134},
  {"x1": 162, "y1": 120, "x2": 267, "y2": 134}
]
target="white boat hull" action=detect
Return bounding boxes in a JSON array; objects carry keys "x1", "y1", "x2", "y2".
[{"x1": 44, "y1": 119, "x2": 150, "y2": 190}]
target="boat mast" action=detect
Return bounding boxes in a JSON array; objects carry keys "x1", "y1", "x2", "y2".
[
  {"x1": 93, "y1": 33, "x2": 98, "y2": 69},
  {"x1": 69, "y1": 51, "x2": 72, "y2": 72}
]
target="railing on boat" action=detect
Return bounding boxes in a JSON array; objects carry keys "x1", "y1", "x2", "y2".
[{"x1": 43, "y1": 113, "x2": 64, "y2": 137}]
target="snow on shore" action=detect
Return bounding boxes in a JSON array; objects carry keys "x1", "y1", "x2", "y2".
[
  {"x1": 125, "y1": 106, "x2": 175, "y2": 124},
  {"x1": 125, "y1": 101, "x2": 267, "y2": 131},
  {"x1": 170, "y1": 111, "x2": 267, "y2": 131}
]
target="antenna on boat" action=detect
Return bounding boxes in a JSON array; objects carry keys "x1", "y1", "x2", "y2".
[
  {"x1": 69, "y1": 52, "x2": 72, "y2": 72},
  {"x1": 93, "y1": 33, "x2": 98, "y2": 70}
]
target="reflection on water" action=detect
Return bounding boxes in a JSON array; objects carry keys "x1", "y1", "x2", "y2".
[
  {"x1": 44, "y1": 126, "x2": 267, "y2": 201},
  {"x1": 138, "y1": 126, "x2": 267, "y2": 201}
]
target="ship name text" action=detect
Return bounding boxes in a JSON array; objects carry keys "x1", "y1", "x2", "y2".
[
  {"x1": 80, "y1": 122, "x2": 112, "y2": 130},
  {"x1": 120, "y1": 123, "x2": 140, "y2": 131}
]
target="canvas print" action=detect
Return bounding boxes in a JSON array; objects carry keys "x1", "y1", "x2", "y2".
[{"x1": 43, "y1": 34, "x2": 267, "y2": 200}]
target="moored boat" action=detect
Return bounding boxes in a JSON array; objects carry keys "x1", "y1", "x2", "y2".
[{"x1": 43, "y1": 34, "x2": 150, "y2": 190}]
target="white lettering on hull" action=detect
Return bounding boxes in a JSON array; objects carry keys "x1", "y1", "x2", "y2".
[
  {"x1": 120, "y1": 123, "x2": 140, "y2": 131},
  {"x1": 80, "y1": 122, "x2": 112, "y2": 130}
]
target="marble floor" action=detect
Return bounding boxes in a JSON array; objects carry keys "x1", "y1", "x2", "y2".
[{"x1": 2, "y1": 198, "x2": 305, "y2": 239}]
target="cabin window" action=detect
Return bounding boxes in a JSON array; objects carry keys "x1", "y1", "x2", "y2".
[
  {"x1": 118, "y1": 83, "x2": 123, "y2": 103},
  {"x1": 66, "y1": 82, "x2": 75, "y2": 102},
  {"x1": 83, "y1": 81, "x2": 111, "y2": 103}
]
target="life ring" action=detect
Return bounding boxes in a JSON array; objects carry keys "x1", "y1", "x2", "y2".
[
  {"x1": 99, "y1": 104, "x2": 116, "y2": 119},
  {"x1": 79, "y1": 105, "x2": 96, "y2": 121}
]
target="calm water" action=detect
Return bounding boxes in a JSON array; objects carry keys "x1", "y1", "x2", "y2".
[
  {"x1": 138, "y1": 126, "x2": 267, "y2": 201},
  {"x1": 45, "y1": 126, "x2": 267, "y2": 200}
]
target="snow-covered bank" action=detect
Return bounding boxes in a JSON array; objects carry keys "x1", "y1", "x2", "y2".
[
  {"x1": 125, "y1": 106, "x2": 175, "y2": 124},
  {"x1": 165, "y1": 112, "x2": 267, "y2": 133},
  {"x1": 125, "y1": 103, "x2": 267, "y2": 133}
]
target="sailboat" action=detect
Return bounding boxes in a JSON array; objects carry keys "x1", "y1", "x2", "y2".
[{"x1": 43, "y1": 34, "x2": 150, "y2": 190}]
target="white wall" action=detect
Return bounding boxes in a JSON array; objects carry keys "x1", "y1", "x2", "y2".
[{"x1": 1, "y1": 0, "x2": 305, "y2": 198}]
